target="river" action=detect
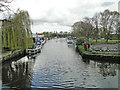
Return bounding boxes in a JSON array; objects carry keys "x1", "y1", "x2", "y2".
[{"x1": 2, "y1": 38, "x2": 120, "y2": 89}]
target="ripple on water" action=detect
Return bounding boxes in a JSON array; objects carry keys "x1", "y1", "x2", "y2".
[
  {"x1": 64, "y1": 80, "x2": 74, "y2": 85},
  {"x1": 52, "y1": 84, "x2": 74, "y2": 89},
  {"x1": 86, "y1": 85, "x2": 96, "y2": 88},
  {"x1": 52, "y1": 84, "x2": 64, "y2": 88},
  {"x1": 2, "y1": 39, "x2": 119, "y2": 89}
]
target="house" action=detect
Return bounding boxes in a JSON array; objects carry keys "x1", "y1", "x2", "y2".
[{"x1": 37, "y1": 33, "x2": 44, "y2": 38}]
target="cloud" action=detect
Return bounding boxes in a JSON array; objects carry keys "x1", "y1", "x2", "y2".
[
  {"x1": 32, "y1": 22, "x2": 71, "y2": 33},
  {"x1": 101, "y1": 2, "x2": 114, "y2": 7},
  {"x1": 8, "y1": 0, "x2": 119, "y2": 33}
]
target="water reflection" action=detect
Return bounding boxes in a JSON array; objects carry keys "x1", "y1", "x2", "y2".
[
  {"x1": 83, "y1": 59, "x2": 118, "y2": 77},
  {"x1": 2, "y1": 56, "x2": 36, "y2": 88},
  {"x1": 98, "y1": 62, "x2": 118, "y2": 77},
  {"x1": 82, "y1": 59, "x2": 90, "y2": 64},
  {"x1": 2, "y1": 38, "x2": 119, "y2": 88}
]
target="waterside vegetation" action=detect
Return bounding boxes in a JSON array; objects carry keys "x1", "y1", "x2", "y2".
[{"x1": 2, "y1": 10, "x2": 34, "y2": 52}]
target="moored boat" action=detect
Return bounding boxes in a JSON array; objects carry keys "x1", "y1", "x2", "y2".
[{"x1": 67, "y1": 37, "x2": 73, "y2": 44}]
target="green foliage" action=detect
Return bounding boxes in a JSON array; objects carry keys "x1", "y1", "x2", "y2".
[
  {"x1": 76, "y1": 37, "x2": 85, "y2": 45},
  {"x1": 2, "y1": 9, "x2": 33, "y2": 51},
  {"x1": 78, "y1": 45, "x2": 85, "y2": 52},
  {"x1": 2, "y1": 49, "x2": 7, "y2": 54}
]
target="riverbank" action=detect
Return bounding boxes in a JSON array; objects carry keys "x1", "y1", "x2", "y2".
[
  {"x1": 0, "y1": 49, "x2": 26, "y2": 63},
  {"x1": 1, "y1": 40, "x2": 46, "y2": 63},
  {"x1": 76, "y1": 45, "x2": 120, "y2": 63}
]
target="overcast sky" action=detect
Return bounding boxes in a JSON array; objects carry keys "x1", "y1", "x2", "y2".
[{"x1": 8, "y1": 0, "x2": 119, "y2": 33}]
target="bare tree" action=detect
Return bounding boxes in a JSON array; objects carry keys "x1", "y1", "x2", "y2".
[
  {"x1": 72, "y1": 19, "x2": 93, "y2": 41},
  {"x1": 99, "y1": 10, "x2": 112, "y2": 43},
  {"x1": 72, "y1": 9, "x2": 120, "y2": 43},
  {"x1": 112, "y1": 11, "x2": 120, "y2": 34},
  {"x1": 83, "y1": 17, "x2": 93, "y2": 41},
  {"x1": 100, "y1": 9, "x2": 120, "y2": 43},
  {"x1": 0, "y1": 0, "x2": 13, "y2": 12},
  {"x1": 91, "y1": 13, "x2": 100, "y2": 42}
]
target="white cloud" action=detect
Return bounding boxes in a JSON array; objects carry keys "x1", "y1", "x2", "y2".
[
  {"x1": 32, "y1": 23, "x2": 71, "y2": 33},
  {"x1": 8, "y1": 0, "x2": 119, "y2": 33}
]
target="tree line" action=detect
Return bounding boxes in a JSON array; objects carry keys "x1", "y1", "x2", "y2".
[
  {"x1": 2, "y1": 10, "x2": 33, "y2": 51},
  {"x1": 43, "y1": 31, "x2": 71, "y2": 39},
  {"x1": 72, "y1": 9, "x2": 120, "y2": 43}
]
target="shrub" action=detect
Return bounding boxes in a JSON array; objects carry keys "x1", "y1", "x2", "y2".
[
  {"x1": 78, "y1": 45, "x2": 85, "y2": 52},
  {"x1": 76, "y1": 37, "x2": 85, "y2": 45}
]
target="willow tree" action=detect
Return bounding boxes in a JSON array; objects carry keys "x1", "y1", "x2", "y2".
[
  {"x1": 2, "y1": 20, "x2": 11, "y2": 48},
  {"x1": 12, "y1": 10, "x2": 33, "y2": 49},
  {"x1": 2, "y1": 9, "x2": 33, "y2": 50}
]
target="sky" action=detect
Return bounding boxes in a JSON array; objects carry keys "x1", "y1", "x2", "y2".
[{"x1": 3, "y1": 0, "x2": 120, "y2": 33}]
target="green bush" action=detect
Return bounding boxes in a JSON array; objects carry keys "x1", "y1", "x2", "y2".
[
  {"x1": 2, "y1": 49, "x2": 7, "y2": 54},
  {"x1": 78, "y1": 45, "x2": 85, "y2": 52},
  {"x1": 76, "y1": 37, "x2": 85, "y2": 45}
]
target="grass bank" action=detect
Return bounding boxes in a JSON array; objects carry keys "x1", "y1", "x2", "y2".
[{"x1": 77, "y1": 45, "x2": 120, "y2": 63}]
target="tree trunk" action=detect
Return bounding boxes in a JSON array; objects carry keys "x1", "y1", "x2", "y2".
[{"x1": 106, "y1": 39, "x2": 108, "y2": 44}]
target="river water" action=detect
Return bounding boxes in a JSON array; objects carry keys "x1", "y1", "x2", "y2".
[{"x1": 2, "y1": 38, "x2": 120, "y2": 89}]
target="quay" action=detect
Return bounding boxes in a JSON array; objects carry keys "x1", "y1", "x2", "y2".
[
  {"x1": 0, "y1": 49, "x2": 26, "y2": 63},
  {"x1": 76, "y1": 45, "x2": 120, "y2": 63}
]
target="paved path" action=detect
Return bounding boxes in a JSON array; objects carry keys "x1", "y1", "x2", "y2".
[{"x1": 91, "y1": 44, "x2": 120, "y2": 54}]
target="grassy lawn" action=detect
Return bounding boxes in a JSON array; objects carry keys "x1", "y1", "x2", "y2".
[
  {"x1": 89, "y1": 39, "x2": 120, "y2": 44},
  {"x1": 78, "y1": 45, "x2": 98, "y2": 55}
]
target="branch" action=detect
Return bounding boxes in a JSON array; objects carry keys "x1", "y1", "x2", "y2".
[
  {"x1": 0, "y1": 1, "x2": 15, "y2": 14},
  {"x1": 0, "y1": 0, "x2": 13, "y2": 3}
]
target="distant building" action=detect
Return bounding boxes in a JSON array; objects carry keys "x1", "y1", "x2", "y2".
[
  {"x1": 32, "y1": 33, "x2": 44, "y2": 38},
  {"x1": 32, "y1": 33, "x2": 44, "y2": 43},
  {"x1": 37, "y1": 33, "x2": 44, "y2": 37}
]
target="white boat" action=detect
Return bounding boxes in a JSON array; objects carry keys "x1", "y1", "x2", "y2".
[
  {"x1": 27, "y1": 47, "x2": 41, "y2": 55},
  {"x1": 67, "y1": 37, "x2": 73, "y2": 44},
  {"x1": 67, "y1": 39, "x2": 73, "y2": 44},
  {"x1": 41, "y1": 40, "x2": 46, "y2": 46},
  {"x1": 27, "y1": 38, "x2": 46, "y2": 55}
]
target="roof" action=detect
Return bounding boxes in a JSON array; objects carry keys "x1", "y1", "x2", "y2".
[{"x1": 37, "y1": 33, "x2": 44, "y2": 35}]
